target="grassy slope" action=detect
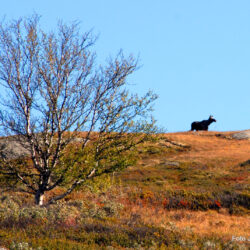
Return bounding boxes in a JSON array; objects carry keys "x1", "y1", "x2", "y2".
[
  {"x1": 117, "y1": 131, "x2": 250, "y2": 245},
  {"x1": 0, "y1": 131, "x2": 249, "y2": 249},
  {"x1": 120, "y1": 131, "x2": 250, "y2": 190}
]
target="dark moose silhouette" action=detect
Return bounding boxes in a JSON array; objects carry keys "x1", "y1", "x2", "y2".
[{"x1": 191, "y1": 115, "x2": 216, "y2": 131}]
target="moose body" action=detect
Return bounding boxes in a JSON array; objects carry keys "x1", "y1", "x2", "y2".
[{"x1": 191, "y1": 116, "x2": 216, "y2": 131}]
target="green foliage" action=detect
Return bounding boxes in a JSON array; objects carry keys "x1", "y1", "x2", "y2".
[
  {"x1": 0, "y1": 14, "x2": 159, "y2": 205},
  {"x1": 85, "y1": 174, "x2": 116, "y2": 193},
  {"x1": 54, "y1": 132, "x2": 145, "y2": 193}
]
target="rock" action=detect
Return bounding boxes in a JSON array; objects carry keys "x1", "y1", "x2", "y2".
[
  {"x1": 160, "y1": 160, "x2": 180, "y2": 167},
  {"x1": 0, "y1": 136, "x2": 88, "y2": 160},
  {"x1": 0, "y1": 137, "x2": 31, "y2": 159},
  {"x1": 231, "y1": 130, "x2": 250, "y2": 140}
]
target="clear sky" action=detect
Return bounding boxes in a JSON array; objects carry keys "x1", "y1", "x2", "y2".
[{"x1": 1, "y1": 0, "x2": 250, "y2": 132}]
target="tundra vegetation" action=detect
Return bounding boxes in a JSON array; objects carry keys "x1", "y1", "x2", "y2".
[
  {"x1": 0, "y1": 16, "x2": 249, "y2": 250},
  {"x1": 0, "y1": 131, "x2": 249, "y2": 249}
]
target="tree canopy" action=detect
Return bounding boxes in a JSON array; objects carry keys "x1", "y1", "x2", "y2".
[{"x1": 0, "y1": 15, "x2": 158, "y2": 205}]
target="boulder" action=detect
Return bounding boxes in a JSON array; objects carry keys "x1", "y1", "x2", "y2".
[
  {"x1": 231, "y1": 130, "x2": 250, "y2": 140},
  {"x1": 0, "y1": 137, "x2": 30, "y2": 159}
]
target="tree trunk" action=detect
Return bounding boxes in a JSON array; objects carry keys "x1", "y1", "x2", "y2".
[{"x1": 35, "y1": 190, "x2": 45, "y2": 206}]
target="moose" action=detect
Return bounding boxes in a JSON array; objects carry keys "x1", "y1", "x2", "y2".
[{"x1": 191, "y1": 115, "x2": 216, "y2": 131}]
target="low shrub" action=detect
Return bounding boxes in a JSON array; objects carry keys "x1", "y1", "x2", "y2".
[
  {"x1": 0, "y1": 193, "x2": 124, "y2": 230},
  {"x1": 161, "y1": 190, "x2": 249, "y2": 213}
]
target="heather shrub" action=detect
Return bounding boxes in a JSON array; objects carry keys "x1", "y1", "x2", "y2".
[
  {"x1": 19, "y1": 206, "x2": 47, "y2": 220},
  {"x1": 80, "y1": 200, "x2": 123, "y2": 219},
  {"x1": 102, "y1": 201, "x2": 123, "y2": 216},
  {"x1": 161, "y1": 190, "x2": 249, "y2": 213},
  {"x1": 217, "y1": 191, "x2": 250, "y2": 210},
  {"x1": 10, "y1": 241, "x2": 30, "y2": 250},
  {"x1": 82, "y1": 203, "x2": 106, "y2": 218},
  {"x1": 10, "y1": 241, "x2": 42, "y2": 250},
  {"x1": 0, "y1": 190, "x2": 125, "y2": 230},
  {"x1": 228, "y1": 205, "x2": 249, "y2": 215},
  {"x1": 0, "y1": 195, "x2": 21, "y2": 223},
  {"x1": 47, "y1": 202, "x2": 80, "y2": 223}
]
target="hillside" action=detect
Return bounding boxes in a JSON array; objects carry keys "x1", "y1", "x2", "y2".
[
  {"x1": 119, "y1": 131, "x2": 249, "y2": 194},
  {"x1": 0, "y1": 131, "x2": 249, "y2": 249}
]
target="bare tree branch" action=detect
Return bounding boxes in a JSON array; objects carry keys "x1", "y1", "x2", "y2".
[{"x1": 0, "y1": 15, "x2": 159, "y2": 206}]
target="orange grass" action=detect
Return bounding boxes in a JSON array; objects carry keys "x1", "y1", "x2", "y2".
[
  {"x1": 1, "y1": 130, "x2": 249, "y2": 248},
  {"x1": 121, "y1": 203, "x2": 250, "y2": 241},
  {"x1": 165, "y1": 131, "x2": 250, "y2": 167},
  {"x1": 118, "y1": 131, "x2": 250, "y2": 191},
  {"x1": 114, "y1": 131, "x2": 250, "y2": 243}
]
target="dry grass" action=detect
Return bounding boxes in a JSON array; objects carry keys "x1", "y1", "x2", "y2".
[
  {"x1": 115, "y1": 131, "x2": 250, "y2": 245},
  {"x1": 121, "y1": 203, "x2": 250, "y2": 241},
  {"x1": 117, "y1": 131, "x2": 250, "y2": 193},
  {"x1": 165, "y1": 131, "x2": 250, "y2": 167},
  {"x1": 0, "y1": 130, "x2": 249, "y2": 249}
]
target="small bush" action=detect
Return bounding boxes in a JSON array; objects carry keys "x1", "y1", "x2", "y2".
[{"x1": 161, "y1": 190, "x2": 249, "y2": 213}]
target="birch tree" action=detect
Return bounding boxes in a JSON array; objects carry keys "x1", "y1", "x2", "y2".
[{"x1": 0, "y1": 15, "x2": 158, "y2": 205}]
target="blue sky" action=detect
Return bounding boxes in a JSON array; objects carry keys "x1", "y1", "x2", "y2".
[{"x1": 1, "y1": 0, "x2": 250, "y2": 132}]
